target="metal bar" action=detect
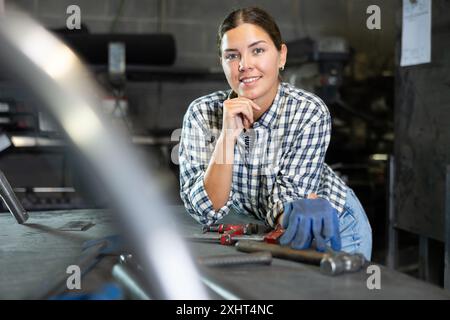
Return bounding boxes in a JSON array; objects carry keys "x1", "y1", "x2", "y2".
[
  {"x1": 186, "y1": 234, "x2": 265, "y2": 243},
  {"x1": 117, "y1": 253, "x2": 243, "y2": 300},
  {"x1": 0, "y1": 170, "x2": 29, "y2": 224},
  {"x1": 112, "y1": 264, "x2": 151, "y2": 300},
  {"x1": 387, "y1": 155, "x2": 398, "y2": 269},
  {"x1": 197, "y1": 252, "x2": 272, "y2": 267}
]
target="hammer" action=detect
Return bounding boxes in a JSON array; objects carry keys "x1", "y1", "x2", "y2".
[
  {"x1": 319, "y1": 251, "x2": 366, "y2": 276},
  {"x1": 235, "y1": 241, "x2": 366, "y2": 276}
]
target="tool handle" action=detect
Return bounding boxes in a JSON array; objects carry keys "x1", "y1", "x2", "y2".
[
  {"x1": 220, "y1": 234, "x2": 234, "y2": 245},
  {"x1": 197, "y1": 252, "x2": 272, "y2": 267},
  {"x1": 220, "y1": 224, "x2": 251, "y2": 235},
  {"x1": 203, "y1": 223, "x2": 261, "y2": 235},
  {"x1": 202, "y1": 224, "x2": 244, "y2": 234},
  {"x1": 264, "y1": 225, "x2": 284, "y2": 244},
  {"x1": 236, "y1": 240, "x2": 325, "y2": 265}
]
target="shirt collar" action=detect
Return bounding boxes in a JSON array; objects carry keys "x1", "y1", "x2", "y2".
[
  {"x1": 255, "y1": 82, "x2": 285, "y2": 129},
  {"x1": 227, "y1": 82, "x2": 286, "y2": 129}
]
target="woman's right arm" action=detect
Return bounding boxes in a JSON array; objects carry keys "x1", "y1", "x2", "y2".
[
  {"x1": 204, "y1": 98, "x2": 260, "y2": 211},
  {"x1": 204, "y1": 132, "x2": 236, "y2": 211},
  {"x1": 179, "y1": 97, "x2": 260, "y2": 224}
]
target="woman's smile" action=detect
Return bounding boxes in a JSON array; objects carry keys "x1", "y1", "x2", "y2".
[{"x1": 239, "y1": 75, "x2": 262, "y2": 86}]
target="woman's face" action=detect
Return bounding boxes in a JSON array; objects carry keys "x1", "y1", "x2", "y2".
[{"x1": 220, "y1": 23, "x2": 287, "y2": 107}]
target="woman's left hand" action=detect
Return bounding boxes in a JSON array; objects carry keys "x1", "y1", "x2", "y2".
[{"x1": 278, "y1": 196, "x2": 341, "y2": 252}]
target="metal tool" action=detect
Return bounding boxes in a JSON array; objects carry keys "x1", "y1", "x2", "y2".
[
  {"x1": 113, "y1": 253, "x2": 150, "y2": 299},
  {"x1": 0, "y1": 170, "x2": 29, "y2": 224},
  {"x1": 112, "y1": 263, "x2": 151, "y2": 300},
  {"x1": 197, "y1": 252, "x2": 272, "y2": 267},
  {"x1": 190, "y1": 224, "x2": 285, "y2": 246},
  {"x1": 319, "y1": 252, "x2": 366, "y2": 276},
  {"x1": 116, "y1": 253, "x2": 245, "y2": 300},
  {"x1": 187, "y1": 233, "x2": 265, "y2": 245},
  {"x1": 236, "y1": 240, "x2": 366, "y2": 275},
  {"x1": 236, "y1": 240, "x2": 325, "y2": 264},
  {"x1": 262, "y1": 225, "x2": 284, "y2": 244},
  {"x1": 202, "y1": 223, "x2": 264, "y2": 235}
]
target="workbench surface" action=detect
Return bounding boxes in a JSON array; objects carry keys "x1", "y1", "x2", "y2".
[{"x1": 1, "y1": 206, "x2": 449, "y2": 299}]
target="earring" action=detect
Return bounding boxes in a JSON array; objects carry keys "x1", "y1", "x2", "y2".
[{"x1": 280, "y1": 65, "x2": 285, "y2": 71}]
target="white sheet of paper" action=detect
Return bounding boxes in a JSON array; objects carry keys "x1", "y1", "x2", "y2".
[{"x1": 400, "y1": 0, "x2": 431, "y2": 67}]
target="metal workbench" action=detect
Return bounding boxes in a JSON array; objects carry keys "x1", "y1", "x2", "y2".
[{"x1": 1, "y1": 206, "x2": 449, "y2": 300}]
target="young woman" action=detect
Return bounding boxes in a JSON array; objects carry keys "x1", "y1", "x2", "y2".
[{"x1": 179, "y1": 7, "x2": 372, "y2": 260}]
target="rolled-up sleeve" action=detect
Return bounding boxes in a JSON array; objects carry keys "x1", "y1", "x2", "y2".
[
  {"x1": 266, "y1": 108, "x2": 331, "y2": 227},
  {"x1": 179, "y1": 103, "x2": 233, "y2": 225}
]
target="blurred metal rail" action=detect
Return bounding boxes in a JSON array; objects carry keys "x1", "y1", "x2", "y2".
[{"x1": 0, "y1": 9, "x2": 209, "y2": 299}]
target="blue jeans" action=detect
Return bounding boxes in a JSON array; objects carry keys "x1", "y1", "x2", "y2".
[{"x1": 338, "y1": 188, "x2": 372, "y2": 261}]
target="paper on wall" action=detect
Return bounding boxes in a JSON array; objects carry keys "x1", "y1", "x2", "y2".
[{"x1": 400, "y1": 0, "x2": 432, "y2": 67}]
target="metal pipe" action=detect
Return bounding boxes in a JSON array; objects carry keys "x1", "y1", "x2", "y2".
[
  {"x1": 112, "y1": 264, "x2": 151, "y2": 300},
  {"x1": 0, "y1": 170, "x2": 29, "y2": 224},
  {"x1": 0, "y1": 9, "x2": 208, "y2": 299},
  {"x1": 197, "y1": 252, "x2": 273, "y2": 267}
]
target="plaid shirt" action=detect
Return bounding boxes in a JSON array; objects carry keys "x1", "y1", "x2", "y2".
[{"x1": 179, "y1": 82, "x2": 348, "y2": 227}]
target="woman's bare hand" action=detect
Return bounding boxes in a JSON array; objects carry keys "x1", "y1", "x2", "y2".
[{"x1": 222, "y1": 97, "x2": 261, "y2": 139}]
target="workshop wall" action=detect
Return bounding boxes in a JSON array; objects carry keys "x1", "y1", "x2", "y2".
[
  {"x1": 2, "y1": 0, "x2": 399, "y2": 193},
  {"x1": 394, "y1": 0, "x2": 450, "y2": 242},
  {"x1": 7, "y1": 0, "x2": 396, "y2": 72},
  {"x1": 5, "y1": 1, "x2": 398, "y2": 131},
  {"x1": 0, "y1": 2, "x2": 400, "y2": 222}
]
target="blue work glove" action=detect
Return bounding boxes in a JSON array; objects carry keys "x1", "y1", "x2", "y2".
[{"x1": 279, "y1": 198, "x2": 341, "y2": 252}]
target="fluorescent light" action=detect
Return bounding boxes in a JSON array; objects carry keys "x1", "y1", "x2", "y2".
[{"x1": 370, "y1": 153, "x2": 388, "y2": 161}]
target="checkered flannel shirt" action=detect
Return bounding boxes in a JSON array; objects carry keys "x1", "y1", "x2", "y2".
[{"x1": 179, "y1": 82, "x2": 348, "y2": 227}]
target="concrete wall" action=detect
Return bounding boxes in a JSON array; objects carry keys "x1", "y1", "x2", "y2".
[
  {"x1": 394, "y1": 0, "x2": 450, "y2": 242},
  {"x1": 6, "y1": 0, "x2": 396, "y2": 71}
]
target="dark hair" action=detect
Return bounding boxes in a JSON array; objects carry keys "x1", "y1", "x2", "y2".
[{"x1": 217, "y1": 7, "x2": 283, "y2": 57}]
